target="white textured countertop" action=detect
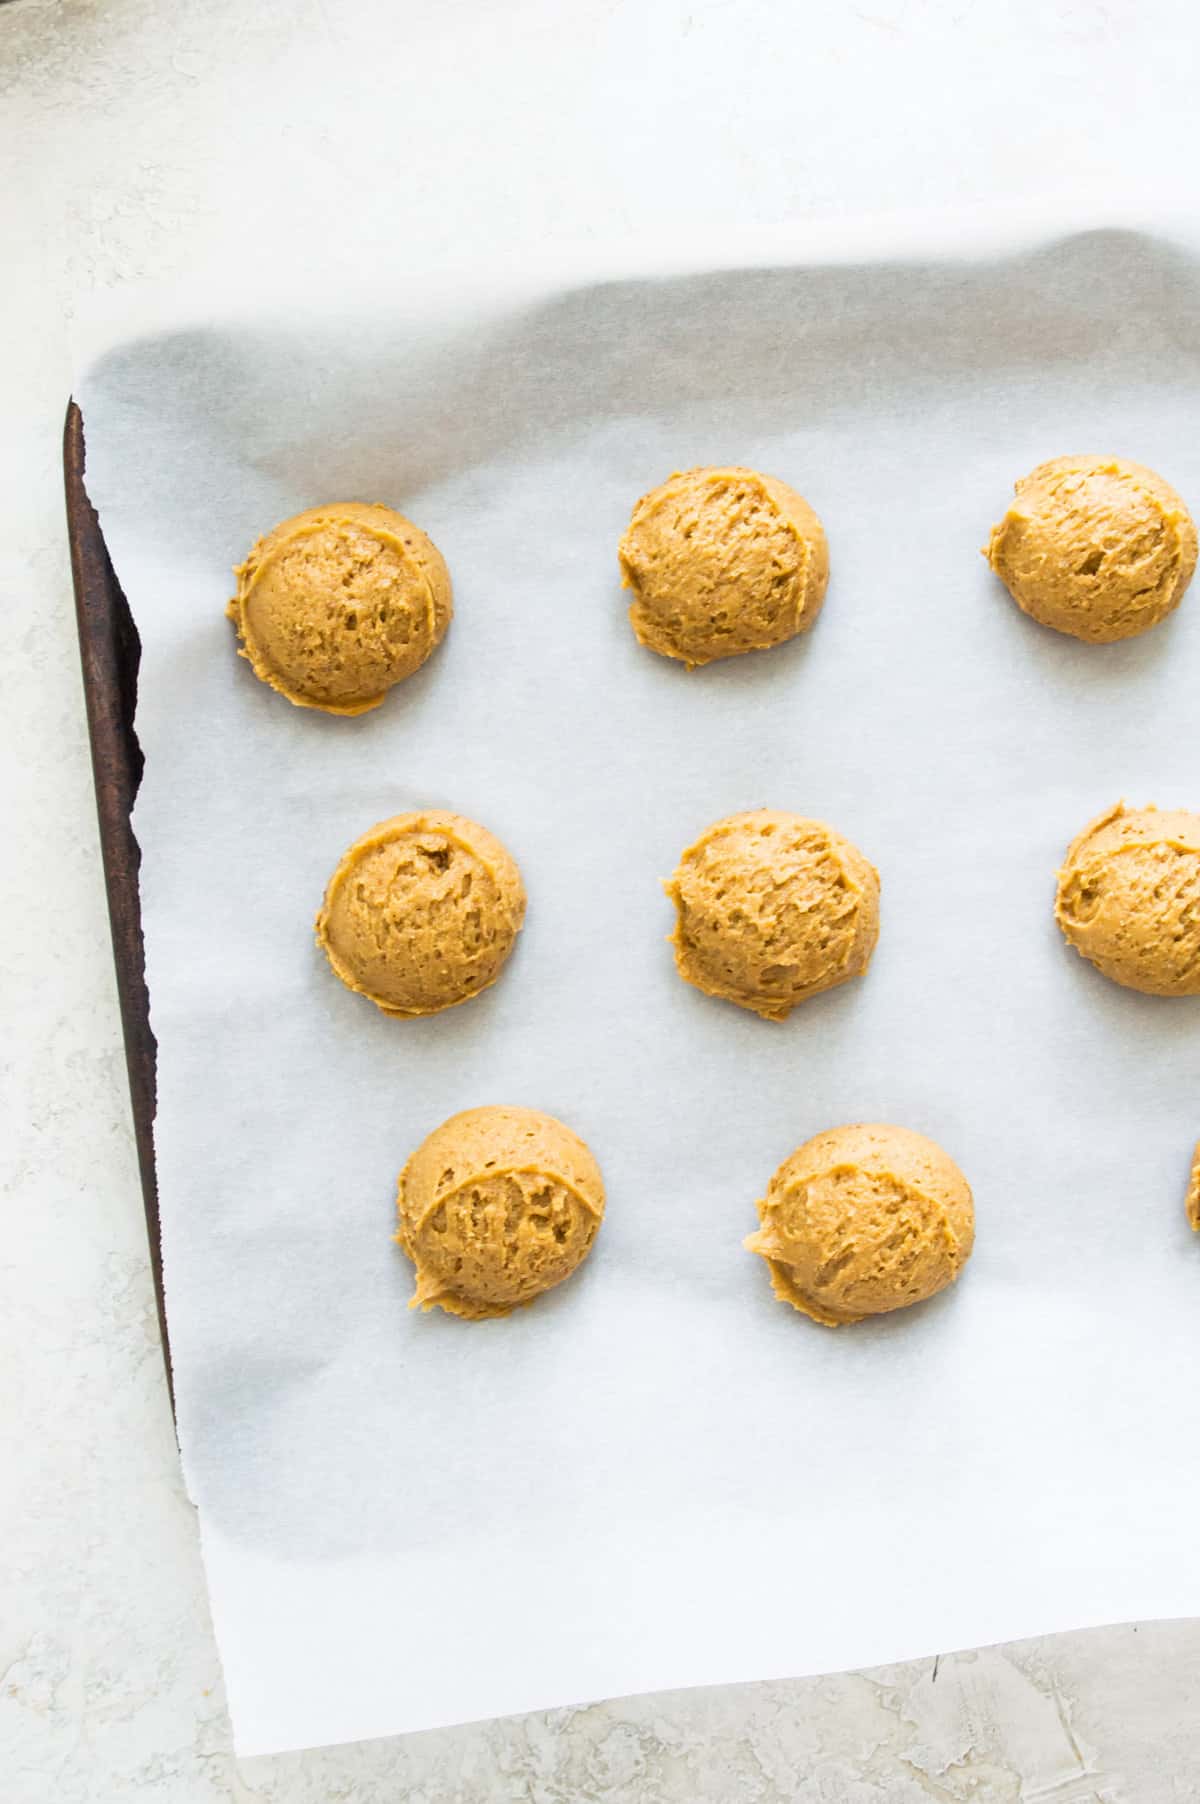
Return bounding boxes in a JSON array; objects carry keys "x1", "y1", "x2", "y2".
[{"x1": 3, "y1": 0, "x2": 1199, "y2": 1794}]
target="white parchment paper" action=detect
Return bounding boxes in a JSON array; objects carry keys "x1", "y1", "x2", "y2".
[{"x1": 77, "y1": 217, "x2": 1200, "y2": 1756}]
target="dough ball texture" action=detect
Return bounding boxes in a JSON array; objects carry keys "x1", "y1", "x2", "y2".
[
  {"x1": 665, "y1": 809, "x2": 879, "y2": 1020},
  {"x1": 397, "y1": 1106, "x2": 606, "y2": 1318},
  {"x1": 228, "y1": 502, "x2": 452, "y2": 713},
  {"x1": 1055, "y1": 802, "x2": 1200, "y2": 997},
  {"x1": 618, "y1": 466, "x2": 829, "y2": 667},
  {"x1": 1186, "y1": 1143, "x2": 1200, "y2": 1234},
  {"x1": 745, "y1": 1123, "x2": 975, "y2": 1326},
  {"x1": 985, "y1": 456, "x2": 1196, "y2": 643},
  {"x1": 316, "y1": 811, "x2": 525, "y2": 1016}
]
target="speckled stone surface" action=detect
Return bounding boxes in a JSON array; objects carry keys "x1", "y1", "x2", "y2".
[{"x1": 3, "y1": 0, "x2": 1200, "y2": 1794}]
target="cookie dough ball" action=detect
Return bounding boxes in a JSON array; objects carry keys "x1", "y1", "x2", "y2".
[
  {"x1": 985, "y1": 456, "x2": 1196, "y2": 643},
  {"x1": 665, "y1": 810, "x2": 879, "y2": 1020},
  {"x1": 1185, "y1": 1143, "x2": 1200, "y2": 1234},
  {"x1": 1055, "y1": 802, "x2": 1200, "y2": 996},
  {"x1": 228, "y1": 502, "x2": 452, "y2": 714},
  {"x1": 397, "y1": 1106, "x2": 606, "y2": 1318},
  {"x1": 316, "y1": 811, "x2": 525, "y2": 1016},
  {"x1": 746, "y1": 1123, "x2": 975, "y2": 1326},
  {"x1": 618, "y1": 466, "x2": 829, "y2": 667}
]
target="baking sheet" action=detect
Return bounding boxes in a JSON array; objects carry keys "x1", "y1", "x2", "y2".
[{"x1": 76, "y1": 219, "x2": 1200, "y2": 1756}]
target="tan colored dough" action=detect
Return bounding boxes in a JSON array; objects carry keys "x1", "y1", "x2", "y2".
[
  {"x1": 618, "y1": 466, "x2": 829, "y2": 667},
  {"x1": 397, "y1": 1106, "x2": 606, "y2": 1319},
  {"x1": 664, "y1": 809, "x2": 879, "y2": 1020},
  {"x1": 1185, "y1": 1143, "x2": 1200, "y2": 1233},
  {"x1": 228, "y1": 502, "x2": 452, "y2": 714},
  {"x1": 316, "y1": 811, "x2": 525, "y2": 1016},
  {"x1": 745, "y1": 1123, "x2": 975, "y2": 1326},
  {"x1": 1055, "y1": 802, "x2": 1200, "y2": 997},
  {"x1": 985, "y1": 456, "x2": 1196, "y2": 644}
]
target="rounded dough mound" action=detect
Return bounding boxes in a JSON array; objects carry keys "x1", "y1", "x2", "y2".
[
  {"x1": 985, "y1": 456, "x2": 1196, "y2": 644},
  {"x1": 1055, "y1": 801, "x2": 1200, "y2": 997},
  {"x1": 745, "y1": 1123, "x2": 975, "y2": 1326},
  {"x1": 316, "y1": 811, "x2": 525, "y2": 1016},
  {"x1": 397, "y1": 1106, "x2": 606, "y2": 1319},
  {"x1": 665, "y1": 809, "x2": 879, "y2": 1020},
  {"x1": 618, "y1": 466, "x2": 829, "y2": 667},
  {"x1": 228, "y1": 502, "x2": 452, "y2": 714}
]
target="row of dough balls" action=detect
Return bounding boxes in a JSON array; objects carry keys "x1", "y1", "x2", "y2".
[
  {"x1": 403, "y1": 1107, "x2": 1200, "y2": 1325},
  {"x1": 226, "y1": 456, "x2": 1199, "y2": 712},
  {"x1": 398, "y1": 1107, "x2": 975, "y2": 1326},
  {"x1": 315, "y1": 802, "x2": 1200, "y2": 1021}
]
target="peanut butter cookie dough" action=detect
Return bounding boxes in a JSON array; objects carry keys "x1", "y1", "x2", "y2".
[
  {"x1": 228, "y1": 502, "x2": 452, "y2": 713},
  {"x1": 316, "y1": 811, "x2": 525, "y2": 1016},
  {"x1": 397, "y1": 1106, "x2": 606, "y2": 1319},
  {"x1": 746, "y1": 1123, "x2": 975, "y2": 1326},
  {"x1": 1185, "y1": 1143, "x2": 1200, "y2": 1233},
  {"x1": 985, "y1": 456, "x2": 1196, "y2": 643},
  {"x1": 665, "y1": 809, "x2": 879, "y2": 1020},
  {"x1": 1055, "y1": 802, "x2": 1200, "y2": 996},
  {"x1": 619, "y1": 466, "x2": 828, "y2": 667}
]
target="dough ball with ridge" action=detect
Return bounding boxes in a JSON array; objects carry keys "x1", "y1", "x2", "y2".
[
  {"x1": 619, "y1": 466, "x2": 828, "y2": 667},
  {"x1": 1055, "y1": 801, "x2": 1200, "y2": 996},
  {"x1": 746, "y1": 1123, "x2": 975, "y2": 1326},
  {"x1": 228, "y1": 502, "x2": 451, "y2": 713},
  {"x1": 665, "y1": 809, "x2": 879, "y2": 1020},
  {"x1": 316, "y1": 811, "x2": 524, "y2": 1016},
  {"x1": 985, "y1": 456, "x2": 1195, "y2": 643},
  {"x1": 397, "y1": 1106, "x2": 605, "y2": 1319}
]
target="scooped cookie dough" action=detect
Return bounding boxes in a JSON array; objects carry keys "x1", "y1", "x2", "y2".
[
  {"x1": 665, "y1": 810, "x2": 879, "y2": 1020},
  {"x1": 228, "y1": 502, "x2": 452, "y2": 714},
  {"x1": 1055, "y1": 802, "x2": 1200, "y2": 996},
  {"x1": 618, "y1": 466, "x2": 829, "y2": 667},
  {"x1": 397, "y1": 1105, "x2": 606, "y2": 1319},
  {"x1": 1185, "y1": 1143, "x2": 1200, "y2": 1233},
  {"x1": 316, "y1": 811, "x2": 525, "y2": 1016},
  {"x1": 985, "y1": 456, "x2": 1196, "y2": 643},
  {"x1": 745, "y1": 1123, "x2": 975, "y2": 1326}
]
